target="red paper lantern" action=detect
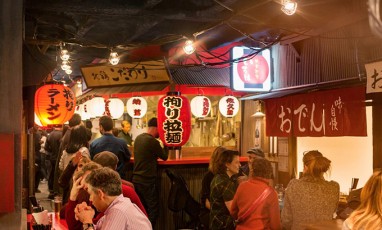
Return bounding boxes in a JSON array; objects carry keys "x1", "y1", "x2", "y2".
[
  {"x1": 35, "y1": 83, "x2": 76, "y2": 126},
  {"x1": 157, "y1": 92, "x2": 191, "y2": 147}
]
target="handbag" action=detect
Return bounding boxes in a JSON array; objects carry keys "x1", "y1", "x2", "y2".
[{"x1": 235, "y1": 187, "x2": 272, "y2": 223}]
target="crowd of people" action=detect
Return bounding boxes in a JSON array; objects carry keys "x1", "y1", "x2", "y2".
[
  {"x1": 33, "y1": 115, "x2": 165, "y2": 229},
  {"x1": 32, "y1": 114, "x2": 382, "y2": 230}
]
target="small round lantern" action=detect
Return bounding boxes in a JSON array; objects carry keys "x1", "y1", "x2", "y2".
[
  {"x1": 106, "y1": 98, "x2": 124, "y2": 119},
  {"x1": 87, "y1": 96, "x2": 105, "y2": 118},
  {"x1": 219, "y1": 96, "x2": 240, "y2": 118},
  {"x1": 190, "y1": 95, "x2": 211, "y2": 118},
  {"x1": 157, "y1": 92, "x2": 191, "y2": 147},
  {"x1": 35, "y1": 83, "x2": 76, "y2": 126},
  {"x1": 126, "y1": 97, "x2": 147, "y2": 119}
]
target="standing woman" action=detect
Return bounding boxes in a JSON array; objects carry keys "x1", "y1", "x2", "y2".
[
  {"x1": 281, "y1": 150, "x2": 339, "y2": 230},
  {"x1": 231, "y1": 158, "x2": 281, "y2": 229},
  {"x1": 343, "y1": 170, "x2": 382, "y2": 230},
  {"x1": 209, "y1": 149, "x2": 240, "y2": 230}
]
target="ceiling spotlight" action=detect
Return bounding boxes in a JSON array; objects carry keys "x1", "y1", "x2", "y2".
[
  {"x1": 60, "y1": 49, "x2": 70, "y2": 61},
  {"x1": 281, "y1": 0, "x2": 297, "y2": 16},
  {"x1": 183, "y1": 39, "x2": 195, "y2": 55},
  {"x1": 109, "y1": 51, "x2": 120, "y2": 65}
]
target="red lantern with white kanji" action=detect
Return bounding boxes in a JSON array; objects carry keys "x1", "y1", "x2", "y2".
[
  {"x1": 219, "y1": 96, "x2": 239, "y2": 118},
  {"x1": 190, "y1": 95, "x2": 211, "y2": 118},
  {"x1": 157, "y1": 92, "x2": 191, "y2": 147},
  {"x1": 126, "y1": 97, "x2": 147, "y2": 118},
  {"x1": 35, "y1": 83, "x2": 76, "y2": 126}
]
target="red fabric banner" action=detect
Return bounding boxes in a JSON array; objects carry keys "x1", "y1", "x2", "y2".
[{"x1": 265, "y1": 86, "x2": 367, "y2": 137}]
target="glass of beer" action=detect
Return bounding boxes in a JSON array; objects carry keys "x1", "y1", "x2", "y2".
[{"x1": 53, "y1": 196, "x2": 62, "y2": 216}]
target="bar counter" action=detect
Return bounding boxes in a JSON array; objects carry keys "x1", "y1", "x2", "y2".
[{"x1": 127, "y1": 149, "x2": 247, "y2": 230}]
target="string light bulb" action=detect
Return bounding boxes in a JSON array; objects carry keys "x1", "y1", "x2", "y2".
[
  {"x1": 109, "y1": 51, "x2": 120, "y2": 65},
  {"x1": 61, "y1": 60, "x2": 71, "y2": 71},
  {"x1": 65, "y1": 66, "x2": 72, "y2": 75},
  {"x1": 60, "y1": 49, "x2": 70, "y2": 61},
  {"x1": 281, "y1": 0, "x2": 297, "y2": 16},
  {"x1": 183, "y1": 39, "x2": 195, "y2": 55}
]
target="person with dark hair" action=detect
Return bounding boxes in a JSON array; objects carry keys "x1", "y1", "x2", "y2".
[
  {"x1": 59, "y1": 125, "x2": 90, "y2": 171},
  {"x1": 132, "y1": 117, "x2": 169, "y2": 228},
  {"x1": 230, "y1": 158, "x2": 281, "y2": 229},
  {"x1": 51, "y1": 113, "x2": 82, "y2": 199},
  {"x1": 118, "y1": 120, "x2": 133, "y2": 146},
  {"x1": 74, "y1": 167, "x2": 151, "y2": 229},
  {"x1": 89, "y1": 116, "x2": 131, "y2": 179},
  {"x1": 45, "y1": 125, "x2": 63, "y2": 198},
  {"x1": 85, "y1": 120, "x2": 93, "y2": 142},
  {"x1": 281, "y1": 150, "x2": 339, "y2": 230},
  {"x1": 343, "y1": 169, "x2": 382, "y2": 230},
  {"x1": 209, "y1": 149, "x2": 240, "y2": 230}
]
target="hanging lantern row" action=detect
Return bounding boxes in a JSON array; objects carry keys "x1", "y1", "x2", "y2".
[
  {"x1": 35, "y1": 83, "x2": 76, "y2": 126},
  {"x1": 76, "y1": 96, "x2": 148, "y2": 120}
]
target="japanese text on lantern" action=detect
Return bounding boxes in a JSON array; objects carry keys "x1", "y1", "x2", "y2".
[
  {"x1": 47, "y1": 88, "x2": 74, "y2": 120},
  {"x1": 226, "y1": 97, "x2": 236, "y2": 116},
  {"x1": 162, "y1": 96, "x2": 183, "y2": 144},
  {"x1": 203, "y1": 98, "x2": 210, "y2": 116},
  {"x1": 132, "y1": 98, "x2": 142, "y2": 117}
]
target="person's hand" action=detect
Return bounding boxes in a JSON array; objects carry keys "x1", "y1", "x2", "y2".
[
  {"x1": 71, "y1": 151, "x2": 83, "y2": 166},
  {"x1": 69, "y1": 176, "x2": 84, "y2": 201},
  {"x1": 75, "y1": 202, "x2": 94, "y2": 223}
]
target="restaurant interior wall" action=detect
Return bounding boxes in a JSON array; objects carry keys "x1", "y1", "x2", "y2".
[{"x1": 296, "y1": 106, "x2": 373, "y2": 194}]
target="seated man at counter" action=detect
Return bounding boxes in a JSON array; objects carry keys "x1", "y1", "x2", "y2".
[
  {"x1": 240, "y1": 148, "x2": 265, "y2": 176},
  {"x1": 74, "y1": 167, "x2": 151, "y2": 230},
  {"x1": 132, "y1": 117, "x2": 169, "y2": 228}
]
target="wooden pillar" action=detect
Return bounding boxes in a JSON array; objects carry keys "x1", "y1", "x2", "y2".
[
  {"x1": 372, "y1": 96, "x2": 382, "y2": 169},
  {"x1": 0, "y1": 0, "x2": 23, "y2": 229}
]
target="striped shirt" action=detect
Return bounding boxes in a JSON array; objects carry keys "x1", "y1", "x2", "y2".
[{"x1": 95, "y1": 194, "x2": 152, "y2": 230}]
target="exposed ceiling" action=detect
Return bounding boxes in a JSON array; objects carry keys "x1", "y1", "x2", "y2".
[{"x1": 24, "y1": 0, "x2": 366, "y2": 86}]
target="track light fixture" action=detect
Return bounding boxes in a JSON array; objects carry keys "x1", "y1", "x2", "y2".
[
  {"x1": 183, "y1": 39, "x2": 196, "y2": 55},
  {"x1": 109, "y1": 51, "x2": 120, "y2": 65},
  {"x1": 281, "y1": 0, "x2": 297, "y2": 16}
]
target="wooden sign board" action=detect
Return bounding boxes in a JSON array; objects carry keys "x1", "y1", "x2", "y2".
[{"x1": 81, "y1": 60, "x2": 170, "y2": 88}]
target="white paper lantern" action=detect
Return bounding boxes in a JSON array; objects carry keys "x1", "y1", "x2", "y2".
[
  {"x1": 219, "y1": 96, "x2": 240, "y2": 118},
  {"x1": 87, "y1": 96, "x2": 105, "y2": 118},
  {"x1": 126, "y1": 97, "x2": 147, "y2": 118},
  {"x1": 107, "y1": 98, "x2": 124, "y2": 119},
  {"x1": 80, "y1": 102, "x2": 91, "y2": 120},
  {"x1": 190, "y1": 95, "x2": 211, "y2": 118}
]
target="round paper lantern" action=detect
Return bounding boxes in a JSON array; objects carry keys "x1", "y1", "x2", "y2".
[
  {"x1": 106, "y1": 98, "x2": 124, "y2": 119},
  {"x1": 157, "y1": 92, "x2": 191, "y2": 147},
  {"x1": 219, "y1": 96, "x2": 240, "y2": 118},
  {"x1": 190, "y1": 95, "x2": 211, "y2": 118},
  {"x1": 35, "y1": 83, "x2": 76, "y2": 126},
  {"x1": 126, "y1": 97, "x2": 147, "y2": 119},
  {"x1": 87, "y1": 96, "x2": 105, "y2": 118}
]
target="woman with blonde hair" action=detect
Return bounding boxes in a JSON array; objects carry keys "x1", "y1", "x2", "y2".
[
  {"x1": 343, "y1": 170, "x2": 382, "y2": 229},
  {"x1": 281, "y1": 150, "x2": 339, "y2": 230}
]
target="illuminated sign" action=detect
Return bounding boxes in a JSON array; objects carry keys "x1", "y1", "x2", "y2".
[{"x1": 231, "y1": 46, "x2": 271, "y2": 92}]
